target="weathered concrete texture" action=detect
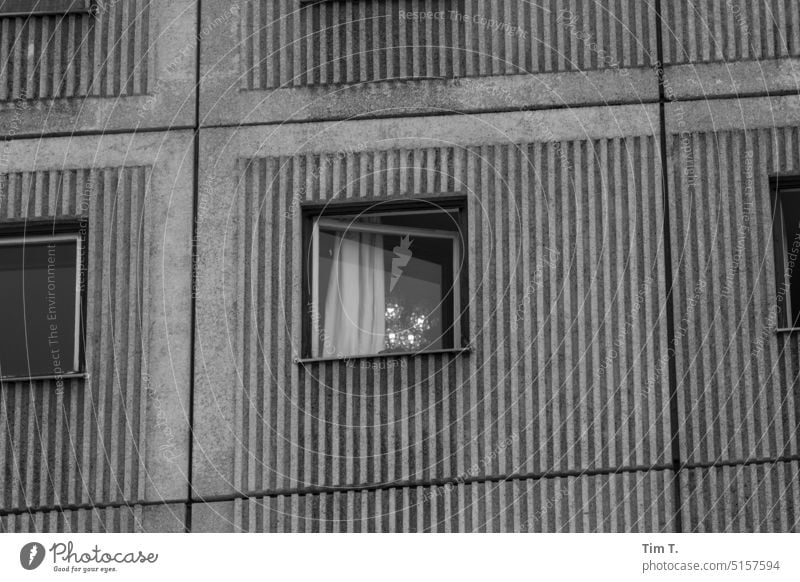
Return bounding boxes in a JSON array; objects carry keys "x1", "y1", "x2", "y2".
[
  {"x1": 0, "y1": 132, "x2": 194, "y2": 511},
  {"x1": 191, "y1": 501, "x2": 235, "y2": 533},
  {"x1": 665, "y1": 97, "x2": 800, "y2": 465},
  {"x1": 3, "y1": 0, "x2": 800, "y2": 534},
  {"x1": 0, "y1": 0, "x2": 197, "y2": 138},
  {"x1": 660, "y1": 1, "x2": 800, "y2": 99},
  {"x1": 200, "y1": 0, "x2": 658, "y2": 125},
  {"x1": 665, "y1": 94, "x2": 800, "y2": 134},
  {"x1": 232, "y1": 0, "x2": 657, "y2": 90},
  {"x1": 190, "y1": 102, "x2": 663, "y2": 500},
  {"x1": 664, "y1": 58, "x2": 800, "y2": 100},
  {"x1": 201, "y1": 68, "x2": 659, "y2": 127},
  {"x1": 680, "y1": 462, "x2": 800, "y2": 532},
  {"x1": 140, "y1": 503, "x2": 186, "y2": 533},
  {"x1": 0, "y1": 2, "x2": 151, "y2": 102},
  {"x1": 2, "y1": 505, "x2": 138, "y2": 533},
  {"x1": 198, "y1": 103, "x2": 661, "y2": 160},
  {"x1": 661, "y1": 0, "x2": 800, "y2": 65},
  {"x1": 0, "y1": 502, "x2": 184, "y2": 532},
  {"x1": 191, "y1": 471, "x2": 676, "y2": 533},
  {"x1": 192, "y1": 105, "x2": 669, "y2": 499}
]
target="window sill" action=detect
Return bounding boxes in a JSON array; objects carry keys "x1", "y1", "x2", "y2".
[
  {"x1": 0, "y1": 372, "x2": 88, "y2": 383},
  {"x1": 295, "y1": 346, "x2": 471, "y2": 365}
]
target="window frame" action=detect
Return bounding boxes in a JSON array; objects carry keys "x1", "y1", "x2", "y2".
[
  {"x1": 770, "y1": 176, "x2": 800, "y2": 331},
  {"x1": 0, "y1": 218, "x2": 87, "y2": 382},
  {"x1": 300, "y1": 195, "x2": 470, "y2": 362},
  {"x1": 0, "y1": 0, "x2": 95, "y2": 18}
]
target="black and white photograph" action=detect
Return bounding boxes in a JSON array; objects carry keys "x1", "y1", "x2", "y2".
[{"x1": 0, "y1": 0, "x2": 799, "y2": 578}]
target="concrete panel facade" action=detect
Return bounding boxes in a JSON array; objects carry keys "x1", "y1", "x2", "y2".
[{"x1": 1, "y1": 0, "x2": 798, "y2": 532}]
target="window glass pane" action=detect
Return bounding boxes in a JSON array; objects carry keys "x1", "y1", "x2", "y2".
[
  {"x1": 315, "y1": 209, "x2": 461, "y2": 358},
  {"x1": 0, "y1": 0, "x2": 90, "y2": 16},
  {"x1": 0, "y1": 239, "x2": 78, "y2": 378},
  {"x1": 780, "y1": 188, "x2": 800, "y2": 327}
]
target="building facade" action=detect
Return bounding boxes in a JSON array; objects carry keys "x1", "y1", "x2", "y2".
[{"x1": 1, "y1": 0, "x2": 799, "y2": 532}]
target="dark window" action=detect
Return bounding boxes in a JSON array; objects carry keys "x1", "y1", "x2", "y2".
[
  {"x1": 0, "y1": 224, "x2": 85, "y2": 380},
  {"x1": 771, "y1": 177, "x2": 800, "y2": 329},
  {"x1": 0, "y1": 0, "x2": 93, "y2": 17},
  {"x1": 302, "y1": 197, "x2": 468, "y2": 359}
]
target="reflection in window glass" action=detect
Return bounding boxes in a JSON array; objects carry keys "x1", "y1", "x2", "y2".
[
  {"x1": 776, "y1": 186, "x2": 800, "y2": 328},
  {"x1": 0, "y1": 236, "x2": 80, "y2": 379},
  {"x1": 312, "y1": 208, "x2": 462, "y2": 358}
]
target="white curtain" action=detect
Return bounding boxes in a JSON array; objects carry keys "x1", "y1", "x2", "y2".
[{"x1": 322, "y1": 231, "x2": 386, "y2": 356}]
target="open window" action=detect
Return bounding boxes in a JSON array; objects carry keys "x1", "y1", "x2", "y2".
[
  {"x1": 771, "y1": 177, "x2": 800, "y2": 329},
  {"x1": 0, "y1": 0, "x2": 94, "y2": 17},
  {"x1": 302, "y1": 197, "x2": 468, "y2": 360},
  {"x1": 0, "y1": 222, "x2": 85, "y2": 381}
]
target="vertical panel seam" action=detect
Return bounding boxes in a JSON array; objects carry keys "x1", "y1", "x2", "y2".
[
  {"x1": 655, "y1": 0, "x2": 683, "y2": 533},
  {"x1": 185, "y1": 0, "x2": 201, "y2": 534}
]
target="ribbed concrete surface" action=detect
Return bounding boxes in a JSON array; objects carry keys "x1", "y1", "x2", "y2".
[
  {"x1": 661, "y1": 0, "x2": 800, "y2": 64},
  {"x1": 223, "y1": 134, "x2": 671, "y2": 495},
  {"x1": 680, "y1": 461, "x2": 800, "y2": 532},
  {"x1": 1, "y1": 504, "x2": 143, "y2": 532},
  {"x1": 667, "y1": 126, "x2": 800, "y2": 465},
  {"x1": 240, "y1": 0, "x2": 657, "y2": 89},
  {"x1": 0, "y1": 166, "x2": 152, "y2": 511},
  {"x1": 0, "y1": 0, "x2": 150, "y2": 102},
  {"x1": 192, "y1": 470, "x2": 676, "y2": 532},
  {"x1": 1, "y1": 502, "x2": 185, "y2": 532}
]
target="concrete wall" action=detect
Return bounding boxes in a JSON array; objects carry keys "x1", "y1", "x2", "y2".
[
  {"x1": 0, "y1": 132, "x2": 194, "y2": 528},
  {"x1": 0, "y1": 0, "x2": 196, "y2": 532},
  {"x1": 199, "y1": 0, "x2": 659, "y2": 124},
  {"x1": 2, "y1": 502, "x2": 185, "y2": 533},
  {"x1": 667, "y1": 97, "x2": 800, "y2": 467},
  {"x1": 0, "y1": 0, "x2": 196, "y2": 136},
  {"x1": 193, "y1": 471, "x2": 676, "y2": 533},
  {"x1": 2, "y1": 0, "x2": 799, "y2": 532},
  {"x1": 193, "y1": 106, "x2": 673, "y2": 497}
]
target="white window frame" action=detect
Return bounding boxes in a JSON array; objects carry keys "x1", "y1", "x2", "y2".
[
  {"x1": 0, "y1": 233, "x2": 83, "y2": 380},
  {"x1": 776, "y1": 197, "x2": 794, "y2": 320},
  {"x1": 311, "y1": 213, "x2": 462, "y2": 359}
]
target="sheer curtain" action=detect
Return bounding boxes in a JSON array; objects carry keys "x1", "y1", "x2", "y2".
[{"x1": 322, "y1": 231, "x2": 386, "y2": 356}]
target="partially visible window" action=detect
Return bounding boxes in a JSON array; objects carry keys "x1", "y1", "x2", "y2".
[
  {"x1": 0, "y1": 0, "x2": 93, "y2": 17},
  {"x1": 771, "y1": 177, "x2": 800, "y2": 329},
  {"x1": 303, "y1": 198, "x2": 468, "y2": 359},
  {"x1": 0, "y1": 225, "x2": 84, "y2": 380}
]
